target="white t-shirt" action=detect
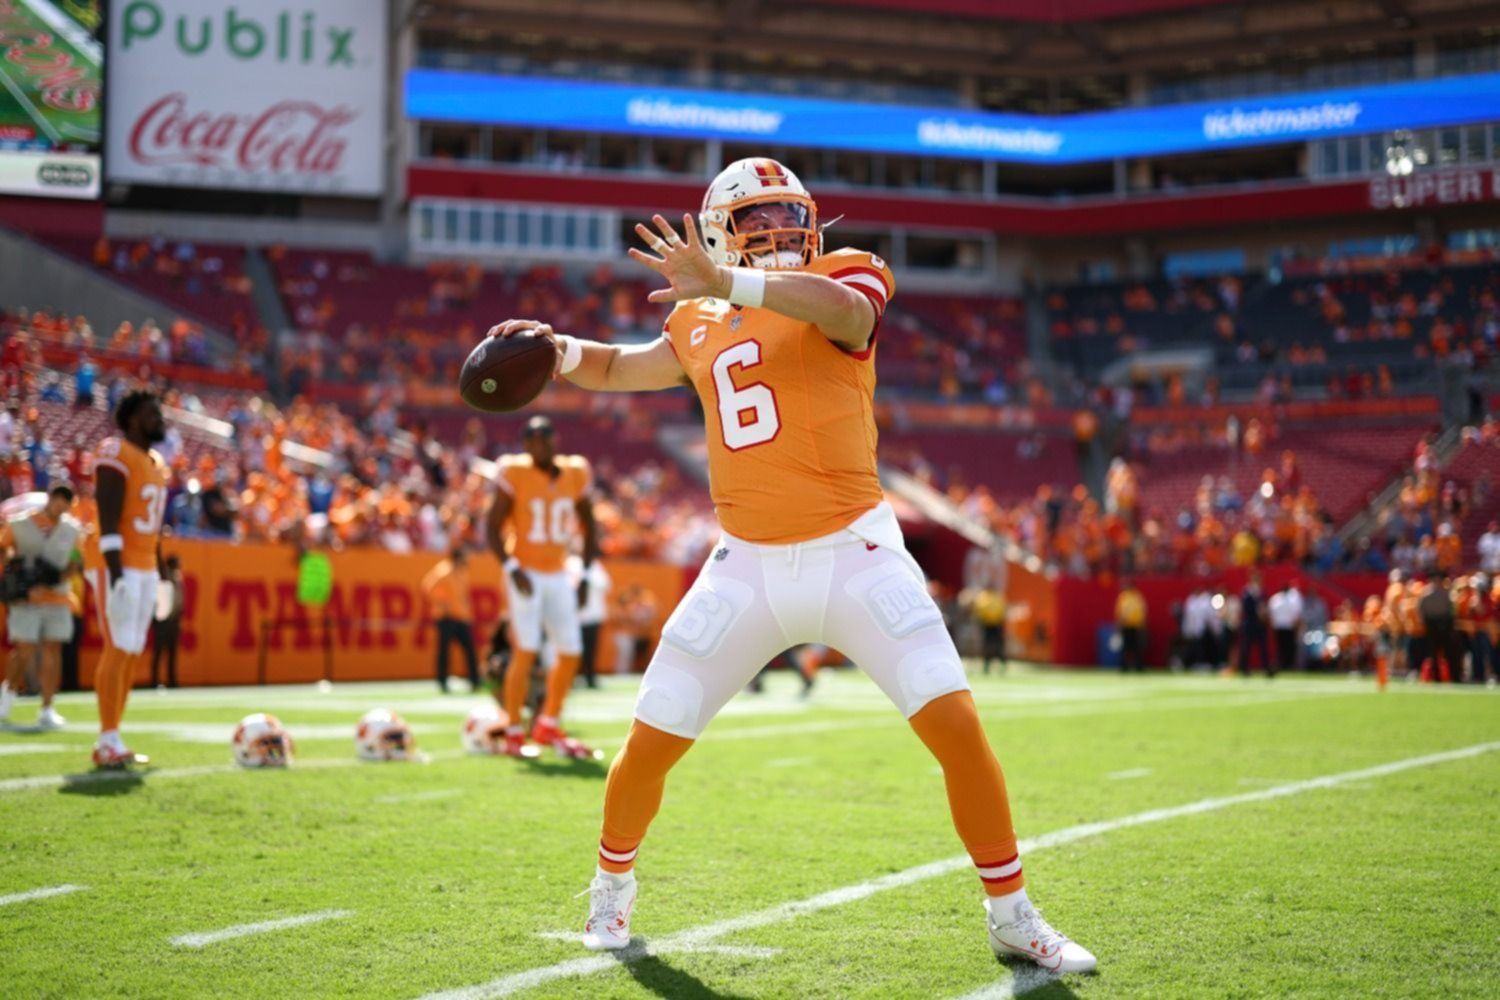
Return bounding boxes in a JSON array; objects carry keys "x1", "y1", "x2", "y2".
[
  {"x1": 566, "y1": 555, "x2": 611, "y2": 626},
  {"x1": 1478, "y1": 531, "x2": 1500, "y2": 574},
  {"x1": 1181, "y1": 592, "x2": 1210, "y2": 638},
  {"x1": 1268, "y1": 589, "x2": 1305, "y2": 630}
]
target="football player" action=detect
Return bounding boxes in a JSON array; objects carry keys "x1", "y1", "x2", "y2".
[
  {"x1": 484, "y1": 416, "x2": 601, "y2": 759},
  {"x1": 89, "y1": 390, "x2": 169, "y2": 769},
  {"x1": 486, "y1": 159, "x2": 1095, "y2": 973}
]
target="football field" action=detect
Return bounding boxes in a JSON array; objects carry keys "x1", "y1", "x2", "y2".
[
  {"x1": 0, "y1": 0, "x2": 101, "y2": 147},
  {"x1": 0, "y1": 667, "x2": 1495, "y2": 999}
]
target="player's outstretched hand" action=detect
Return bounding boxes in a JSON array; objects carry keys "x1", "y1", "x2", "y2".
[
  {"x1": 629, "y1": 214, "x2": 730, "y2": 303},
  {"x1": 486, "y1": 319, "x2": 563, "y2": 377}
]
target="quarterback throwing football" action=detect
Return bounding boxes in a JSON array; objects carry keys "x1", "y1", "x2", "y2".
[{"x1": 486, "y1": 158, "x2": 1095, "y2": 974}]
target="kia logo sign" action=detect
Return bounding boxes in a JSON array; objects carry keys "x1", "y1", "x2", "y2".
[{"x1": 37, "y1": 162, "x2": 94, "y2": 187}]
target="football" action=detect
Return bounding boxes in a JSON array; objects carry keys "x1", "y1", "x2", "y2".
[{"x1": 459, "y1": 333, "x2": 556, "y2": 412}]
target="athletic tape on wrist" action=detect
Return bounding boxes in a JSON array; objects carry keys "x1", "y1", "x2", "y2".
[
  {"x1": 99, "y1": 534, "x2": 123, "y2": 553},
  {"x1": 557, "y1": 335, "x2": 583, "y2": 375},
  {"x1": 726, "y1": 268, "x2": 766, "y2": 308},
  {"x1": 504, "y1": 557, "x2": 520, "y2": 573}
]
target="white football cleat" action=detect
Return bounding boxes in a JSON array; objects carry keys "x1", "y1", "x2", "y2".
[
  {"x1": 37, "y1": 706, "x2": 65, "y2": 730},
  {"x1": 581, "y1": 871, "x2": 636, "y2": 951},
  {"x1": 986, "y1": 896, "x2": 1096, "y2": 974}
]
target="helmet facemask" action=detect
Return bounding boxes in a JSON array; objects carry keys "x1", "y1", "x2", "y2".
[{"x1": 702, "y1": 193, "x2": 819, "y2": 270}]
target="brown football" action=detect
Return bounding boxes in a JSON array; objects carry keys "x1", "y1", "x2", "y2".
[{"x1": 459, "y1": 333, "x2": 555, "y2": 413}]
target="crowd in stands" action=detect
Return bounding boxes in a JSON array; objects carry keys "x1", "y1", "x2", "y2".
[{"x1": 0, "y1": 330, "x2": 718, "y2": 567}]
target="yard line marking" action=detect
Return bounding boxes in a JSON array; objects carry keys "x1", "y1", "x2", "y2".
[
  {"x1": 0, "y1": 744, "x2": 88, "y2": 756},
  {"x1": 0, "y1": 883, "x2": 87, "y2": 907},
  {"x1": 170, "y1": 909, "x2": 354, "y2": 948},
  {"x1": 535, "y1": 931, "x2": 779, "y2": 958},
  {"x1": 953, "y1": 964, "x2": 1062, "y2": 999},
  {"x1": 1105, "y1": 768, "x2": 1153, "y2": 780},
  {"x1": 0, "y1": 751, "x2": 467, "y2": 795},
  {"x1": 765, "y1": 757, "x2": 812, "y2": 769},
  {"x1": 375, "y1": 788, "x2": 463, "y2": 805},
  {"x1": 415, "y1": 740, "x2": 1500, "y2": 999}
]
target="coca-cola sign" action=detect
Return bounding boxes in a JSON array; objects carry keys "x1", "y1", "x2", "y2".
[{"x1": 107, "y1": 0, "x2": 384, "y2": 195}]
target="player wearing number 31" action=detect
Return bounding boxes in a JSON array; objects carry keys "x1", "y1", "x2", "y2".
[
  {"x1": 89, "y1": 390, "x2": 169, "y2": 770},
  {"x1": 484, "y1": 158, "x2": 1096, "y2": 974}
]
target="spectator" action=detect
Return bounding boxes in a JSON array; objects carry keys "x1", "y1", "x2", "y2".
[
  {"x1": 152, "y1": 555, "x2": 184, "y2": 688},
  {"x1": 1115, "y1": 578, "x2": 1147, "y2": 673},
  {"x1": 1239, "y1": 573, "x2": 1274, "y2": 677},
  {"x1": 0, "y1": 485, "x2": 82, "y2": 729},
  {"x1": 567, "y1": 553, "x2": 610, "y2": 689},
  {"x1": 74, "y1": 356, "x2": 97, "y2": 408},
  {"x1": 422, "y1": 546, "x2": 479, "y2": 693},
  {"x1": 1478, "y1": 520, "x2": 1500, "y2": 575},
  {"x1": 1417, "y1": 575, "x2": 1459, "y2": 683},
  {"x1": 1181, "y1": 584, "x2": 1212, "y2": 670},
  {"x1": 199, "y1": 475, "x2": 237, "y2": 538},
  {"x1": 972, "y1": 585, "x2": 1008, "y2": 674},
  {"x1": 1268, "y1": 579, "x2": 1305, "y2": 674}
]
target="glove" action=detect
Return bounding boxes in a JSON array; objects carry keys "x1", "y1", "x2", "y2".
[{"x1": 106, "y1": 576, "x2": 137, "y2": 650}]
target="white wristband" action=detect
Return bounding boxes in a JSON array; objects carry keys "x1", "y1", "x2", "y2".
[
  {"x1": 556, "y1": 335, "x2": 583, "y2": 375},
  {"x1": 726, "y1": 268, "x2": 766, "y2": 308},
  {"x1": 504, "y1": 557, "x2": 520, "y2": 572},
  {"x1": 99, "y1": 534, "x2": 123, "y2": 553}
]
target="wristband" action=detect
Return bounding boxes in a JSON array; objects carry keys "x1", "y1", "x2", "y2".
[
  {"x1": 556, "y1": 335, "x2": 583, "y2": 375},
  {"x1": 99, "y1": 534, "x2": 123, "y2": 553},
  {"x1": 726, "y1": 268, "x2": 766, "y2": 308},
  {"x1": 504, "y1": 557, "x2": 520, "y2": 573}
]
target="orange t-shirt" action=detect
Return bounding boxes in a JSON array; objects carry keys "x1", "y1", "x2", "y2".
[
  {"x1": 92, "y1": 436, "x2": 168, "y2": 571},
  {"x1": 498, "y1": 453, "x2": 591, "y2": 573},
  {"x1": 422, "y1": 559, "x2": 472, "y2": 621},
  {"x1": 662, "y1": 247, "x2": 893, "y2": 544}
]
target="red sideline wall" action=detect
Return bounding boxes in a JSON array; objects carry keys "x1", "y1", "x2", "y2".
[{"x1": 1052, "y1": 567, "x2": 1390, "y2": 667}]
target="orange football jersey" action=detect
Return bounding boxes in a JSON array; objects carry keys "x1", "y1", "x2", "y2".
[
  {"x1": 498, "y1": 453, "x2": 592, "y2": 573},
  {"x1": 92, "y1": 436, "x2": 168, "y2": 570},
  {"x1": 663, "y1": 247, "x2": 893, "y2": 544},
  {"x1": 74, "y1": 494, "x2": 102, "y2": 571}
]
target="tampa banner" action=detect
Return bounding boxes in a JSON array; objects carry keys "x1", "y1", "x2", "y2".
[{"x1": 68, "y1": 540, "x2": 686, "y2": 688}]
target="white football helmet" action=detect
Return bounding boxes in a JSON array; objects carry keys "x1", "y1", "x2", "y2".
[
  {"x1": 355, "y1": 708, "x2": 416, "y2": 761},
  {"x1": 699, "y1": 157, "x2": 820, "y2": 270},
  {"x1": 232, "y1": 713, "x2": 294, "y2": 768},
  {"x1": 461, "y1": 703, "x2": 510, "y2": 755}
]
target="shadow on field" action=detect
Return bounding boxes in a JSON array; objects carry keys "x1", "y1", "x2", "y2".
[
  {"x1": 612, "y1": 951, "x2": 753, "y2": 1000},
  {"x1": 57, "y1": 771, "x2": 149, "y2": 796},
  {"x1": 518, "y1": 756, "x2": 607, "y2": 780},
  {"x1": 984, "y1": 956, "x2": 1086, "y2": 998}
]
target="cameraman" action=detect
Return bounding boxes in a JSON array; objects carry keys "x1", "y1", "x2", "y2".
[{"x1": 0, "y1": 485, "x2": 82, "y2": 728}]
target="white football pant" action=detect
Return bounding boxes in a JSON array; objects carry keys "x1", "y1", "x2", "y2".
[
  {"x1": 506, "y1": 568, "x2": 583, "y2": 655},
  {"x1": 634, "y1": 503, "x2": 970, "y2": 739}
]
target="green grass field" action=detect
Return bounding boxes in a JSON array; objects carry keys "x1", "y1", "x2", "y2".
[{"x1": 0, "y1": 667, "x2": 1495, "y2": 999}]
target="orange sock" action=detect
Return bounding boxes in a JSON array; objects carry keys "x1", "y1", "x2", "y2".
[
  {"x1": 598, "y1": 720, "x2": 694, "y2": 874},
  {"x1": 542, "y1": 653, "x2": 581, "y2": 719},
  {"x1": 504, "y1": 649, "x2": 536, "y2": 728},
  {"x1": 119, "y1": 652, "x2": 147, "y2": 724},
  {"x1": 910, "y1": 691, "x2": 1025, "y2": 897},
  {"x1": 94, "y1": 646, "x2": 126, "y2": 733}
]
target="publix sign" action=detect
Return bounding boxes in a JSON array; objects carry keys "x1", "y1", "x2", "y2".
[{"x1": 107, "y1": 0, "x2": 386, "y2": 195}]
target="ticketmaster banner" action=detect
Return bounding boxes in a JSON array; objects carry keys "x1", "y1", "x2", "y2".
[{"x1": 405, "y1": 69, "x2": 1500, "y2": 165}]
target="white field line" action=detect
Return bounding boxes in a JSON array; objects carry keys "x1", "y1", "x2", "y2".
[
  {"x1": 953, "y1": 965, "x2": 1062, "y2": 999},
  {"x1": 0, "y1": 690, "x2": 1344, "y2": 795},
  {"x1": 414, "y1": 740, "x2": 1500, "y2": 1000},
  {"x1": 0, "y1": 744, "x2": 89, "y2": 756},
  {"x1": 534, "y1": 931, "x2": 780, "y2": 958},
  {"x1": 170, "y1": 909, "x2": 354, "y2": 948},
  {"x1": 0, "y1": 750, "x2": 466, "y2": 795},
  {"x1": 375, "y1": 788, "x2": 464, "y2": 805},
  {"x1": 1105, "y1": 768, "x2": 1153, "y2": 781},
  {"x1": 764, "y1": 757, "x2": 812, "y2": 769},
  {"x1": 0, "y1": 883, "x2": 87, "y2": 907}
]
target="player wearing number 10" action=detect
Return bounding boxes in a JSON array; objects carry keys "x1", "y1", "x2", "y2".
[
  {"x1": 89, "y1": 391, "x2": 169, "y2": 770},
  {"x1": 485, "y1": 158, "x2": 1095, "y2": 974},
  {"x1": 484, "y1": 415, "x2": 602, "y2": 759}
]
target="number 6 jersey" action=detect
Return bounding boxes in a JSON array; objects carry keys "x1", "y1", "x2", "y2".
[
  {"x1": 496, "y1": 453, "x2": 592, "y2": 573},
  {"x1": 662, "y1": 247, "x2": 895, "y2": 545},
  {"x1": 92, "y1": 436, "x2": 169, "y2": 570}
]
